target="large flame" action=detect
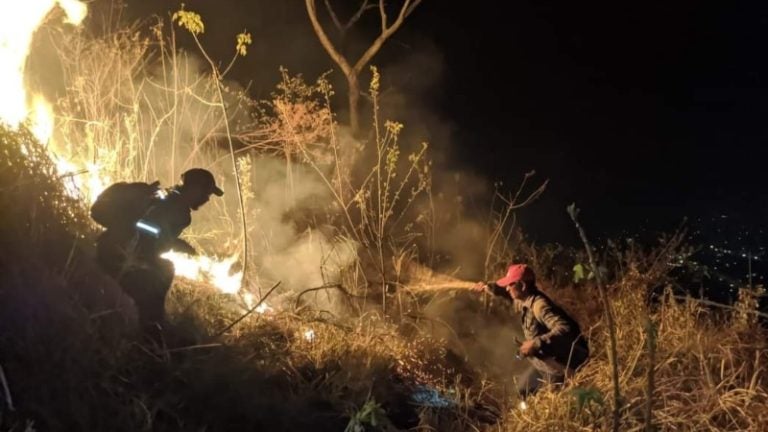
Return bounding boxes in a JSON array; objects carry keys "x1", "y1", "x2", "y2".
[
  {"x1": 0, "y1": 0, "x2": 109, "y2": 203},
  {"x1": 2, "y1": 0, "x2": 247, "y2": 297},
  {"x1": 53, "y1": 153, "x2": 110, "y2": 204},
  {"x1": 29, "y1": 95, "x2": 54, "y2": 144},
  {"x1": 58, "y1": 0, "x2": 87, "y2": 25},
  {"x1": 161, "y1": 251, "x2": 243, "y2": 294},
  {"x1": 0, "y1": 0, "x2": 86, "y2": 137}
]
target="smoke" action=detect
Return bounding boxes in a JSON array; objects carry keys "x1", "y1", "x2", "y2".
[
  {"x1": 24, "y1": 4, "x2": 361, "y2": 314},
  {"x1": 261, "y1": 232, "x2": 358, "y2": 312},
  {"x1": 21, "y1": 0, "x2": 549, "y2": 388},
  {"x1": 32, "y1": 1, "x2": 541, "y2": 319},
  {"x1": 115, "y1": 0, "x2": 516, "y2": 278},
  {"x1": 227, "y1": 156, "x2": 359, "y2": 312},
  {"x1": 426, "y1": 170, "x2": 493, "y2": 279},
  {"x1": 366, "y1": 34, "x2": 522, "y2": 280},
  {"x1": 419, "y1": 289, "x2": 530, "y2": 387}
]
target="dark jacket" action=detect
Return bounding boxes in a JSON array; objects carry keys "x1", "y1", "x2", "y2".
[
  {"x1": 488, "y1": 283, "x2": 589, "y2": 372},
  {"x1": 136, "y1": 189, "x2": 194, "y2": 256},
  {"x1": 96, "y1": 189, "x2": 195, "y2": 275}
]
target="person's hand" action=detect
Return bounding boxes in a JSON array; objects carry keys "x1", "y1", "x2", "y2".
[
  {"x1": 471, "y1": 282, "x2": 488, "y2": 293},
  {"x1": 519, "y1": 339, "x2": 536, "y2": 357}
]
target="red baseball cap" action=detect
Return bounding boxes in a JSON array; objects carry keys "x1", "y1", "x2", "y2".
[{"x1": 496, "y1": 264, "x2": 536, "y2": 287}]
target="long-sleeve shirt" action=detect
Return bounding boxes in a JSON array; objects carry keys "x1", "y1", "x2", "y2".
[
  {"x1": 487, "y1": 283, "x2": 589, "y2": 372},
  {"x1": 135, "y1": 189, "x2": 197, "y2": 257}
]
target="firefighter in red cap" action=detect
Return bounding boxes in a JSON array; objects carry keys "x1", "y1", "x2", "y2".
[
  {"x1": 472, "y1": 263, "x2": 589, "y2": 397},
  {"x1": 94, "y1": 168, "x2": 224, "y2": 341}
]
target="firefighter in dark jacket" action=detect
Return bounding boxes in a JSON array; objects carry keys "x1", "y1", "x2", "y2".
[
  {"x1": 472, "y1": 264, "x2": 589, "y2": 397},
  {"x1": 96, "y1": 168, "x2": 223, "y2": 339}
]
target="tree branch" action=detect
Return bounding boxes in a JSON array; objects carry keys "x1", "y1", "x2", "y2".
[
  {"x1": 325, "y1": 0, "x2": 376, "y2": 36},
  {"x1": 323, "y1": 0, "x2": 344, "y2": 32},
  {"x1": 404, "y1": 0, "x2": 421, "y2": 17},
  {"x1": 306, "y1": 0, "x2": 353, "y2": 77},
  {"x1": 355, "y1": 0, "x2": 420, "y2": 74},
  {"x1": 348, "y1": 0, "x2": 374, "y2": 32},
  {"x1": 379, "y1": 0, "x2": 387, "y2": 33},
  {"x1": 350, "y1": 1, "x2": 375, "y2": 29},
  {"x1": 306, "y1": 0, "x2": 423, "y2": 133}
]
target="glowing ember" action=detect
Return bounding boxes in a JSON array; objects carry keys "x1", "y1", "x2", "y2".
[
  {"x1": 303, "y1": 329, "x2": 316, "y2": 342},
  {"x1": 242, "y1": 293, "x2": 273, "y2": 313},
  {"x1": 243, "y1": 292, "x2": 255, "y2": 309},
  {"x1": 255, "y1": 303, "x2": 274, "y2": 314},
  {"x1": 161, "y1": 250, "x2": 243, "y2": 294},
  {"x1": 518, "y1": 401, "x2": 528, "y2": 411}
]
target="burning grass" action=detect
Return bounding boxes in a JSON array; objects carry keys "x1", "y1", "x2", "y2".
[
  {"x1": 3, "y1": 123, "x2": 768, "y2": 431},
  {"x1": 2, "y1": 3, "x2": 768, "y2": 430},
  {"x1": 0, "y1": 130, "x2": 449, "y2": 430}
]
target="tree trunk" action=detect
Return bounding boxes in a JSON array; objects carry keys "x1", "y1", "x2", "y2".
[
  {"x1": 305, "y1": 0, "x2": 422, "y2": 136},
  {"x1": 347, "y1": 73, "x2": 360, "y2": 136}
]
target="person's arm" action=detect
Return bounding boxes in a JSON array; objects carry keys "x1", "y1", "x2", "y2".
[
  {"x1": 471, "y1": 281, "x2": 512, "y2": 301},
  {"x1": 143, "y1": 202, "x2": 192, "y2": 253},
  {"x1": 529, "y1": 299, "x2": 573, "y2": 352}
]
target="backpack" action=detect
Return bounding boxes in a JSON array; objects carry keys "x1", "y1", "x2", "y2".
[{"x1": 90, "y1": 180, "x2": 161, "y2": 230}]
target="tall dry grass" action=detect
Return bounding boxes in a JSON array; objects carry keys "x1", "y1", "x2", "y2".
[
  {"x1": 3, "y1": 5, "x2": 768, "y2": 431},
  {"x1": 496, "y1": 247, "x2": 768, "y2": 431},
  {"x1": 4, "y1": 117, "x2": 768, "y2": 431}
]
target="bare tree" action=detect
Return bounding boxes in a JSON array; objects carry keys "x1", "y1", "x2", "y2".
[{"x1": 305, "y1": 0, "x2": 422, "y2": 135}]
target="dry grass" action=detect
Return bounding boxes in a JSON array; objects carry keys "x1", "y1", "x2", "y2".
[
  {"x1": 4, "y1": 6, "x2": 768, "y2": 431},
  {"x1": 3, "y1": 122, "x2": 768, "y2": 431},
  {"x1": 498, "y1": 274, "x2": 768, "y2": 432}
]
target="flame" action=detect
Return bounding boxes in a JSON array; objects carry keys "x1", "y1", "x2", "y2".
[
  {"x1": 303, "y1": 329, "x2": 316, "y2": 342},
  {"x1": 255, "y1": 303, "x2": 274, "y2": 314},
  {"x1": 85, "y1": 162, "x2": 109, "y2": 204},
  {"x1": 4, "y1": 0, "x2": 248, "y2": 301},
  {"x1": 242, "y1": 293, "x2": 273, "y2": 313},
  {"x1": 52, "y1": 151, "x2": 243, "y2": 295},
  {"x1": 0, "y1": 0, "x2": 94, "y2": 197},
  {"x1": 58, "y1": 0, "x2": 87, "y2": 25},
  {"x1": 51, "y1": 153, "x2": 110, "y2": 203},
  {"x1": 0, "y1": 0, "x2": 87, "y2": 139},
  {"x1": 53, "y1": 155, "x2": 81, "y2": 197},
  {"x1": 30, "y1": 96, "x2": 54, "y2": 143},
  {"x1": 161, "y1": 250, "x2": 243, "y2": 294},
  {"x1": 243, "y1": 292, "x2": 255, "y2": 308}
]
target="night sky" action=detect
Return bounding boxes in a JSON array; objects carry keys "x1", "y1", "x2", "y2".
[
  {"x1": 427, "y1": 1, "x2": 768, "y2": 243},
  {"x1": 119, "y1": 0, "x2": 768, "y2": 244}
]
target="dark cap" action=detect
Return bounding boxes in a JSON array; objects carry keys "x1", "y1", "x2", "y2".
[{"x1": 181, "y1": 168, "x2": 224, "y2": 196}]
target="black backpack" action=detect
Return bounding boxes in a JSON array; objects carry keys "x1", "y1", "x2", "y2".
[{"x1": 90, "y1": 181, "x2": 161, "y2": 230}]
